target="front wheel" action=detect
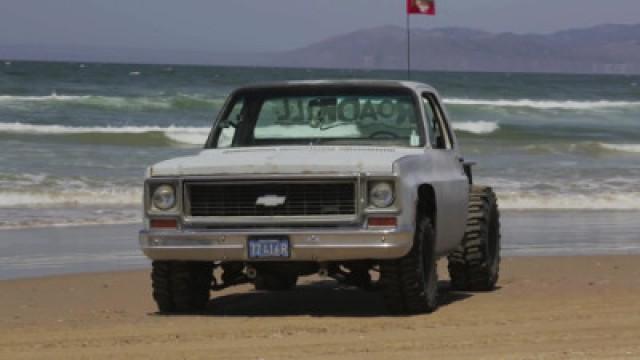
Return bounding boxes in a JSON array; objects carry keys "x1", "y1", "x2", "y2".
[
  {"x1": 380, "y1": 217, "x2": 439, "y2": 314},
  {"x1": 151, "y1": 261, "x2": 213, "y2": 313},
  {"x1": 448, "y1": 186, "x2": 501, "y2": 291}
]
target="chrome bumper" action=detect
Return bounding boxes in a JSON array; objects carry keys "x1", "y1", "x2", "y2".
[{"x1": 139, "y1": 226, "x2": 414, "y2": 262}]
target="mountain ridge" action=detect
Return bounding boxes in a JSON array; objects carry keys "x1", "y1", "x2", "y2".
[{"x1": 268, "y1": 24, "x2": 640, "y2": 74}]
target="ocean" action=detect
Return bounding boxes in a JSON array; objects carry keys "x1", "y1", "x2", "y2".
[{"x1": 1, "y1": 61, "x2": 639, "y2": 278}]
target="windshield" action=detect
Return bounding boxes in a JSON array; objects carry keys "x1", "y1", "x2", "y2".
[{"x1": 208, "y1": 89, "x2": 425, "y2": 148}]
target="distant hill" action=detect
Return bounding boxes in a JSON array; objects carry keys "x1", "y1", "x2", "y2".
[
  {"x1": 2, "y1": 23, "x2": 640, "y2": 74},
  {"x1": 267, "y1": 24, "x2": 640, "y2": 74}
]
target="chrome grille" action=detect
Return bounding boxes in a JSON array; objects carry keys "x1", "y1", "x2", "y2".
[{"x1": 185, "y1": 181, "x2": 357, "y2": 217}]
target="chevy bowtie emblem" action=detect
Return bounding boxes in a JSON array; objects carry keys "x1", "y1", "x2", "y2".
[{"x1": 256, "y1": 195, "x2": 286, "y2": 207}]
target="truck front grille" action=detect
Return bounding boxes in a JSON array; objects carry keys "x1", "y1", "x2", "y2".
[{"x1": 185, "y1": 181, "x2": 357, "y2": 217}]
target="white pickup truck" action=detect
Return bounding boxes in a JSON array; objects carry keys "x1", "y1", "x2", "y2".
[{"x1": 139, "y1": 80, "x2": 501, "y2": 314}]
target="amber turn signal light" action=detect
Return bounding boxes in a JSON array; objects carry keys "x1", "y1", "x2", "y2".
[
  {"x1": 150, "y1": 218, "x2": 178, "y2": 229},
  {"x1": 368, "y1": 217, "x2": 397, "y2": 227}
]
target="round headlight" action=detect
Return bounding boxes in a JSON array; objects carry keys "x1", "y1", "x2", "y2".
[
  {"x1": 369, "y1": 182, "x2": 394, "y2": 208},
  {"x1": 152, "y1": 185, "x2": 176, "y2": 210}
]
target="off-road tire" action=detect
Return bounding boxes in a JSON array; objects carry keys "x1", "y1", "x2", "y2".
[
  {"x1": 448, "y1": 185, "x2": 501, "y2": 291},
  {"x1": 151, "y1": 261, "x2": 213, "y2": 313},
  {"x1": 380, "y1": 217, "x2": 439, "y2": 314},
  {"x1": 254, "y1": 272, "x2": 298, "y2": 291}
]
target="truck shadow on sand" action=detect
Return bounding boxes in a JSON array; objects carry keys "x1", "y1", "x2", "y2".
[{"x1": 198, "y1": 280, "x2": 477, "y2": 317}]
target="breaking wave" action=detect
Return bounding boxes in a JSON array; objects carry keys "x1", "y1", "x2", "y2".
[
  {"x1": 0, "y1": 189, "x2": 142, "y2": 208},
  {"x1": 498, "y1": 192, "x2": 640, "y2": 210},
  {"x1": 451, "y1": 121, "x2": 499, "y2": 134},
  {"x1": 444, "y1": 98, "x2": 640, "y2": 110},
  {"x1": 4, "y1": 93, "x2": 639, "y2": 112},
  {"x1": 0, "y1": 93, "x2": 224, "y2": 111},
  {"x1": 599, "y1": 143, "x2": 640, "y2": 153},
  {"x1": 4, "y1": 190, "x2": 639, "y2": 215},
  {"x1": 3, "y1": 122, "x2": 639, "y2": 156},
  {"x1": 0, "y1": 215, "x2": 141, "y2": 230},
  {"x1": 1, "y1": 121, "x2": 502, "y2": 145},
  {"x1": 521, "y1": 142, "x2": 640, "y2": 155},
  {"x1": 0, "y1": 122, "x2": 210, "y2": 145}
]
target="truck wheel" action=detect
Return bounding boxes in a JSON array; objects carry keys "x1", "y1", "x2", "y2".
[
  {"x1": 151, "y1": 261, "x2": 213, "y2": 313},
  {"x1": 448, "y1": 186, "x2": 501, "y2": 291},
  {"x1": 254, "y1": 272, "x2": 298, "y2": 291},
  {"x1": 380, "y1": 217, "x2": 438, "y2": 314}
]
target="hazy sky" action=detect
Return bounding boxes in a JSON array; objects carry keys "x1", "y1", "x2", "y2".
[{"x1": 1, "y1": 0, "x2": 639, "y2": 52}]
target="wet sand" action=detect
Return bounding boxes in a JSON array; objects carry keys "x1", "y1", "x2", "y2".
[
  {"x1": 3, "y1": 210, "x2": 640, "y2": 280},
  {"x1": 2, "y1": 255, "x2": 640, "y2": 359}
]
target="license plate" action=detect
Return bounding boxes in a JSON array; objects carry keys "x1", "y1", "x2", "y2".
[{"x1": 248, "y1": 237, "x2": 290, "y2": 259}]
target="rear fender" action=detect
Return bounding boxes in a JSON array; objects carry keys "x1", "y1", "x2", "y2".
[{"x1": 393, "y1": 152, "x2": 469, "y2": 256}]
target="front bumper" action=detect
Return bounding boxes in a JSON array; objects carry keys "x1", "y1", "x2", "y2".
[{"x1": 139, "y1": 226, "x2": 414, "y2": 262}]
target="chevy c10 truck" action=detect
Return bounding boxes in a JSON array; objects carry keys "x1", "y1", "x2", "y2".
[{"x1": 140, "y1": 80, "x2": 501, "y2": 314}]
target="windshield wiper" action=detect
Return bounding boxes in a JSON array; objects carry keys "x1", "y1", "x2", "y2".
[{"x1": 318, "y1": 121, "x2": 351, "y2": 131}]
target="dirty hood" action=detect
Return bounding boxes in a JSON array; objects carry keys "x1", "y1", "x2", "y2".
[{"x1": 150, "y1": 146, "x2": 423, "y2": 177}]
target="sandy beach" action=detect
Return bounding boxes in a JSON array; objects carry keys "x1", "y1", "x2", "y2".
[{"x1": 2, "y1": 255, "x2": 639, "y2": 359}]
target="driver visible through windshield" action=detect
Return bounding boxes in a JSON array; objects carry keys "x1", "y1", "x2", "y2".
[{"x1": 210, "y1": 88, "x2": 425, "y2": 148}]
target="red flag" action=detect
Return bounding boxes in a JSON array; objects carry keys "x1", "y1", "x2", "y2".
[{"x1": 407, "y1": 0, "x2": 436, "y2": 15}]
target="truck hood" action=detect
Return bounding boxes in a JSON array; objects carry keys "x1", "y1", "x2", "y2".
[{"x1": 150, "y1": 146, "x2": 423, "y2": 177}]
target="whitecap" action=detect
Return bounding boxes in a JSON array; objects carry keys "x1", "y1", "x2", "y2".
[
  {"x1": 163, "y1": 128, "x2": 210, "y2": 145},
  {"x1": 451, "y1": 121, "x2": 499, "y2": 134},
  {"x1": 599, "y1": 143, "x2": 640, "y2": 153}
]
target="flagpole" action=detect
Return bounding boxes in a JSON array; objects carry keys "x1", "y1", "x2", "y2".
[
  {"x1": 406, "y1": 9, "x2": 411, "y2": 80},
  {"x1": 407, "y1": 1, "x2": 435, "y2": 80}
]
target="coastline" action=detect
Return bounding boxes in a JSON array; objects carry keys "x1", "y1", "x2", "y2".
[
  {"x1": 2, "y1": 209, "x2": 639, "y2": 280},
  {"x1": 1, "y1": 255, "x2": 639, "y2": 359}
]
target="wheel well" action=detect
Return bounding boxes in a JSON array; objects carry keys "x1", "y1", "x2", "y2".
[
  {"x1": 417, "y1": 184, "x2": 437, "y2": 224},
  {"x1": 463, "y1": 163, "x2": 474, "y2": 185}
]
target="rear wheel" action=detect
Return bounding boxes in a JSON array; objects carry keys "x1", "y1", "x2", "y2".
[
  {"x1": 448, "y1": 186, "x2": 501, "y2": 291},
  {"x1": 380, "y1": 217, "x2": 439, "y2": 314},
  {"x1": 151, "y1": 261, "x2": 213, "y2": 313}
]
